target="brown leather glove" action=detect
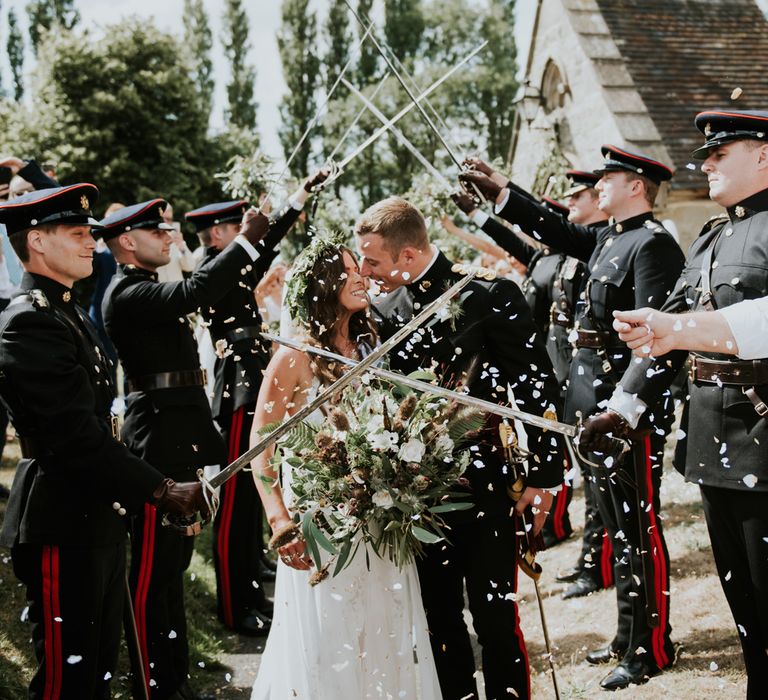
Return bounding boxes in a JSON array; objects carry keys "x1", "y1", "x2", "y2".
[
  {"x1": 304, "y1": 167, "x2": 331, "y2": 192},
  {"x1": 451, "y1": 191, "x2": 478, "y2": 215},
  {"x1": 152, "y1": 478, "x2": 210, "y2": 521},
  {"x1": 459, "y1": 170, "x2": 502, "y2": 203},
  {"x1": 578, "y1": 410, "x2": 636, "y2": 453},
  {"x1": 239, "y1": 208, "x2": 270, "y2": 244},
  {"x1": 462, "y1": 157, "x2": 493, "y2": 176}
]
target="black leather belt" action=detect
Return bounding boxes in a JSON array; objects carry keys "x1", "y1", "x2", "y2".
[
  {"x1": 127, "y1": 368, "x2": 207, "y2": 393},
  {"x1": 549, "y1": 305, "x2": 572, "y2": 328},
  {"x1": 219, "y1": 326, "x2": 262, "y2": 345},
  {"x1": 573, "y1": 329, "x2": 623, "y2": 349},
  {"x1": 20, "y1": 416, "x2": 120, "y2": 458},
  {"x1": 689, "y1": 356, "x2": 768, "y2": 386}
]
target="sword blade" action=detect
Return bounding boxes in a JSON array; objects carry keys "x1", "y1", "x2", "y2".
[
  {"x1": 331, "y1": 41, "x2": 487, "y2": 176},
  {"x1": 341, "y1": 77, "x2": 452, "y2": 189},
  {"x1": 264, "y1": 333, "x2": 577, "y2": 437},
  {"x1": 208, "y1": 273, "x2": 478, "y2": 490}
]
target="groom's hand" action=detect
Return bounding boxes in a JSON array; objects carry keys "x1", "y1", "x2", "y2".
[{"x1": 515, "y1": 486, "x2": 553, "y2": 537}]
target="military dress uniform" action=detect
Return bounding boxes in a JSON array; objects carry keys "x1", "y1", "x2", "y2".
[
  {"x1": 0, "y1": 185, "x2": 170, "y2": 699},
  {"x1": 101, "y1": 200, "x2": 265, "y2": 699},
  {"x1": 470, "y1": 204, "x2": 577, "y2": 547},
  {"x1": 373, "y1": 248, "x2": 565, "y2": 700},
  {"x1": 494, "y1": 146, "x2": 685, "y2": 681},
  {"x1": 185, "y1": 198, "x2": 302, "y2": 634},
  {"x1": 600, "y1": 112, "x2": 768, "y2": 698}
]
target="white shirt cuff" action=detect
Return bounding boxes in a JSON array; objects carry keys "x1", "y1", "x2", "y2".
[
  {"x1": 607, "y1": 387, "x2": 647, "y2": 430},
  {"x1": 719, "y1": 299, "x2": 768, "y2": 360},
  {"x1": 289, "y1": 187, "x2": 309, "y2": 210},
  {"x1": 471, "y1": 210, "x2": 489, "y2": 227},
  {"x1": 494, "y1": 189, "x2": 510, "y2": 214},
  {"x1": 235, "y1": 235, "x2": 261, "y2": 261}
]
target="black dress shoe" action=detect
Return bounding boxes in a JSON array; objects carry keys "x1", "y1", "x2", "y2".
[
  {"x1": 563, "y1": 576, "x2": 600, "y2": 600},
  {"x1": 235, "y1": 608, "x2": 271, "y2": 636},
  {"x1": 555, "y1": 566, "x2": 581, "y2": 583},
  {"x1": 586, "y1": 644, "x2": 626, "y2": 665},
  {"x1": 599, "y1": 657, "x2": 658, "y2": 690}
]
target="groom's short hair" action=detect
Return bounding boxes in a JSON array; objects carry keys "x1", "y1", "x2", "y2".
[{"x1": 355, "y1": 197, "x2": 429, "y2": 258}]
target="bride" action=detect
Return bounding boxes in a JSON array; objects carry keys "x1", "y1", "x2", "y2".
[{"x1": 249, "y1": 238, "x2": 442, "y2": 699}]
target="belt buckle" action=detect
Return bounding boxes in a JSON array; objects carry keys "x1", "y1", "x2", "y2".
[
  {"x1": 688, "y1": 357, "x2": 697, "y2": 383},
  {"x1": 743, "y1": 386, "x2": 768, "y2": 416},
  {"x1": 110, "y1": 414, "x2": 120, "y2": 440},
  {"x1": 201, "y1": 368, "x2": 208, "y2": 386}
]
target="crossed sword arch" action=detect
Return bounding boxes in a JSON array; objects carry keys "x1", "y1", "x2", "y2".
[{"x1": 171, "y1": 7, "x2": 624, "y2": 695}]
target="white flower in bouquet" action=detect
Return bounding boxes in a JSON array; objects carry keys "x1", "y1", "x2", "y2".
[
  {"x1": 368, "y1": 430, "x2": 399, "y2": 451},
  {"x1": 399, "y1": 438, "x2": 426, "y2": 463},
  {"x1": 372, "y1": 490, "x2": 395, "y2": 509},
  {"x1": 434, "y1": 432, "x2": 455, "y2": 457}
]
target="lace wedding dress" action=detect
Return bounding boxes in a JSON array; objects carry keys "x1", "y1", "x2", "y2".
[{"x1": 251, "y1": 379, "x2": 442, "y2": 700}]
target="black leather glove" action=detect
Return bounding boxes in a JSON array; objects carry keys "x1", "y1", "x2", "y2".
[
  {"x1": 459, "y1": 170, "x2": 502, "y2": 203},
  {"x1": 462, "y1": 156, "x2": 493, "y2": 176},
  {"x1": 451, "y1": 191, "x2": 478, "y2": 215},
  {"x1": 578, "y1": 410, "x2": 635, "y2": 453},
  {"x1": 238, "y1": 208, "x2": 270, "y2": 244},
  {"x1": 152, "y1": 479, "x2": 210, "y2": 521},
  {"x1": 304, "y1": 167, "x2": 331, "y2": 192}
]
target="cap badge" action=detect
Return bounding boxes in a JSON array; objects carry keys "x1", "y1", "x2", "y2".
[
  {"x1": 158, "y1": 206, "x2": 164, "y2": 218},
  {"x1": 704, "y1": 122, "x2": 712, "y2": 137},
  {"x1": 80, "y1": 195, "x2": 89, "y2": 210}
]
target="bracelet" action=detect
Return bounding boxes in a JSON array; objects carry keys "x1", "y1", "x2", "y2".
[{"x1": 269, "y1": 522, "x2": 301, "y2": 550}]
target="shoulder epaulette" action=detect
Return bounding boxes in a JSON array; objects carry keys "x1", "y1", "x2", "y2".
[
  {"x1": 699, "y1": 214, "x2": 728, "y2": 236},
  {"x1": 451, "y1": 262, "x2": 497, "y2": 281}
]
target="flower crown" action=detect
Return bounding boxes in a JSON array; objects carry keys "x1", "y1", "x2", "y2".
[{"x1": 284, "y1": 231, "x2": 349, "y2": 327}]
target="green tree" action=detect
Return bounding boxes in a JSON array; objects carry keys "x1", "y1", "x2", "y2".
[
  {"x1": 323, "y1": 0, "x2": 351, "y2": 94},
  {"x1": 183, "y1": 0, "x2": 214, "y2": 119},
  {"x1": 8, "y1": 8, "x2": 23, "y2": 100},
  {"x1": 222, "y1": 0, "x2": 258, "y2": 131},
  {"x1": 355, "y1": 0, "x2": 379, "y2": 85},
  {"x1": 26, "y1": 0, "x2": 79, "y2": 54},
  {"x1": 384, "y1": 0, "x2": 424, "y2": 63},
  {"x1": 18, "y1": 20, "x2": 221, "y2": 213},
  {"x1": 277, "y1": 0, "x2": 321, "y2": 178}
]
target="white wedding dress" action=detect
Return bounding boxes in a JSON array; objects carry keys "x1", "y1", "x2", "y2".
[{"x1": 251, "y1": 380, "x2": 442, "y2": 700}]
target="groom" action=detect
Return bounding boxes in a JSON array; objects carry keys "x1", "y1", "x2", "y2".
[{"x1": 355, "y1": 197, "x2": 565, "y2": 700}]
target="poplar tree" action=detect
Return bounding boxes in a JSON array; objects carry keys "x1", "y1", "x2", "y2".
[
  {"x1": 277, "y1": 0, "x2": 321, "y2": 178},
  {"x1": 26, "y1": 0, "x2": 79, "y2": 54},
  {"x1": 8, "y1": 9, "x2": 23, "y2": 100},
  {"x1": 222, "y1": 0, "x2": 258, "y2": 131},
  {"x1": 183, "y1": 0, "x2": 214, "y2": 118}
]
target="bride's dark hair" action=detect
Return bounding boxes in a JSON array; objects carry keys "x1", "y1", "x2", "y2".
[{"x1": 303, "y1": 244, "x2": 378, "y2": 385}]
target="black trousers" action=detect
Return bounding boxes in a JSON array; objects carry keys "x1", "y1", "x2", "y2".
[
  {"x1": 590, "y1": 434, "x2": 673, "y2": 668},
  {"x1": 578, "y1": 453, "x2": 614, "y2": 588},
  {"x1": 700, "y1": 484, "x2": 768, "y2": 700},
  {"x1": 417, "y1": 512, "x2": 530, "y2": 700},
  {"x1": 12, "y1": 541, "x2": 125, "y2": 699},
  {"x1": 213, "y1": 403, "x2": 267, "y2": 629},
  {"x1": 541, "y1": 473, "x2": 573, "y2": 545},
  {"x1": 129, "y1": 504, "x2": 194, "y2": 699}
]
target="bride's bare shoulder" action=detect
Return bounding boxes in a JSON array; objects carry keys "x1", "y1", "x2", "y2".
[{"x1": 268, "y1": 345, "x2": 313, "y2": 384}]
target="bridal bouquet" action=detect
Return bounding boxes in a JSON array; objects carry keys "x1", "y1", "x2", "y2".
[{"x1": 274, "y1": 375, "x2": 484, "y2": 584}]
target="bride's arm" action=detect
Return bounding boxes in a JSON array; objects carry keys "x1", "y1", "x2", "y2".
[{"x1": 250, "y1": 346, "x2": 314, "y2": 570}]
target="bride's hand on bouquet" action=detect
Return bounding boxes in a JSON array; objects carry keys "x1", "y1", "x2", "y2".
[{"x1": 273, "y1": 521, "x2": 313, "y2": 570}]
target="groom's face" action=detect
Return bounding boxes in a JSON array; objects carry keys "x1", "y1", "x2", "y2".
[{"x1": 356, "y1": 233, "x2": 420, "y2": 293}]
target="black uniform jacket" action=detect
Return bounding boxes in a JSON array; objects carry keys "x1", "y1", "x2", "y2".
[
  {"x1": 372, "y1": 251, "x2": 564, "y2": 516},
  {"x1": 480, "y1": 215, "x2": 586, "y2": 387},
  {"x1": 620, "y1": 187, "x2": 768, "y2": 491},
  {"x1": 201, "y1": 202, "x2": 301, "y2": 422},
  {"x1": 0, "y1": 274, "x2": 164, "y2": 547},
  {"x1": 102, "y1": 239, "x2": 258, "y2": 477},
  {"x1": 496, "y1": 188, "x2": 685, "y2": 424}
]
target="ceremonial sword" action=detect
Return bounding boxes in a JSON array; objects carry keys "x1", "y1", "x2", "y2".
[{"x1": 167, "y1": 273, "x2": 479, "y2": 534}]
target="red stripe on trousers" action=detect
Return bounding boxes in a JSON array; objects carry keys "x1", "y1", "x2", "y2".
[
  {"x1": 552, "y1": 482, "x2": 569, "y2": 540},
  {"x1": 41, "y1": 545, "x2": 62, "y2": 699},
  {"x1": 643, "y1": 436, "x2": 669, "y2": 669},
  {"x1": 513, "y1": 531, "x2": 531, "y2": 699},
  {"x1": 217, "y1": 406, "x2": 244, "y2": 627},
  {"x1": 601, "y1": 530, "x2": 614, "y2": 587},
  {"x1": 134, "y1": 504, "x2": 156, "y2": 693}
]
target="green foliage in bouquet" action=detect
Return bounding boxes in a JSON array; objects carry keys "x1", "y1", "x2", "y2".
[
  {"x1": 273, "y1": 376, "x2": 485, "y2": 584},
  {"x1": 216, "y1": 149, "x2": 283, "y2": 204}
]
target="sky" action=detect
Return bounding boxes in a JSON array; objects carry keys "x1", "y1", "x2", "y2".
[{"x1": 0, "y1": 0, "x2": 537, "y2": 160}]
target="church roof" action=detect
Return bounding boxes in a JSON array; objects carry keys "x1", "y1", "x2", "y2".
[{"x1": 592, "y1": 0, "x2": 768, "y2": 189}]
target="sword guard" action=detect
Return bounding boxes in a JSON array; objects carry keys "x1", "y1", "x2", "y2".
[{"x1": 519, "y1": 547, "x2": 542, "y2": 581}]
